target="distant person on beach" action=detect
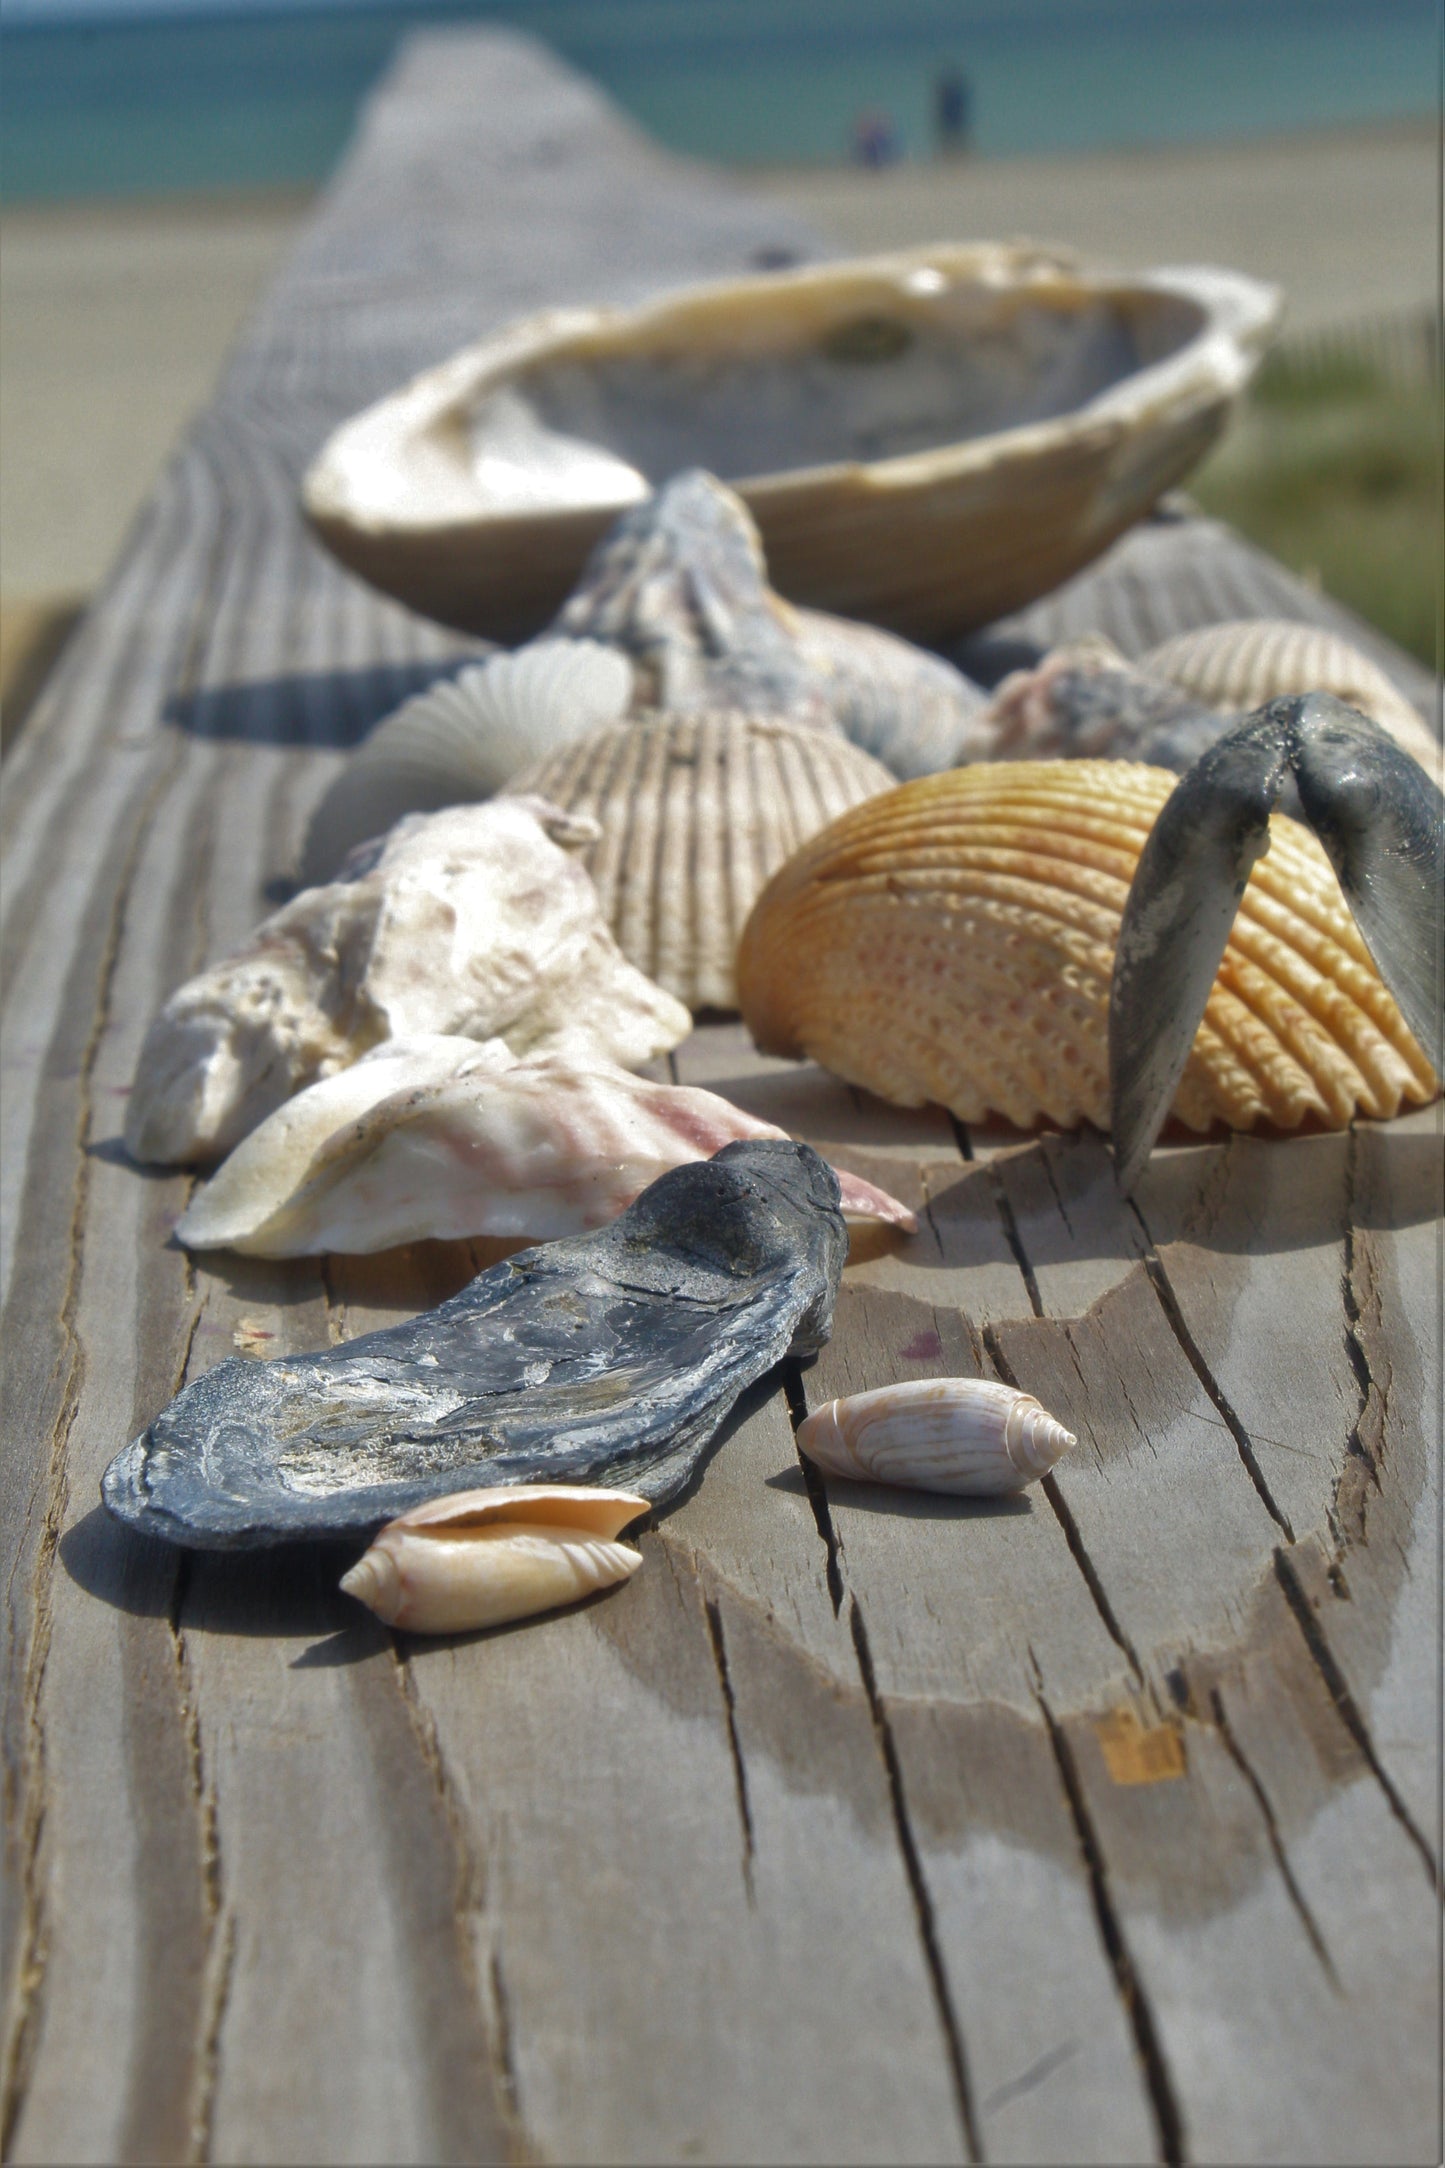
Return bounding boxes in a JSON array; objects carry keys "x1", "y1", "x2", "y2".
[
  {"x1": 851, "y1": 107, "x2": 901, "y2": 168},
  {"x1": 933, "y1": 66, "x2": 972, "y2": 157}
]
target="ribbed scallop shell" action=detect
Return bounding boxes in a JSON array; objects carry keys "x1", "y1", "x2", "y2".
[
  {"x1": 301, "y1": 641, "x2": 633, "y2": 885},
  {"x1": 797, "y1": 1378, "x2": 1075, "y2": 1495},
  {"x1": 1139, "y1": 621, "x2": 1440, "y2": 772},
  {"x1": 504, "y1": 709, "x2": 898, "y2": 1010},
  {"x1": 737, "y1": 760, "x2": 1437, "y2": 1135}
]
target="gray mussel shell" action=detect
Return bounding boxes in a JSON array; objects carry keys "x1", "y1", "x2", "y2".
[
  {"x1": 101, "y1": 1138, "x2": 848, "y2": 1548},
  {"x1": 301, "y1": 641, "x2": 633, "y2": 886},
  {"x1": 984, "y1": 638, "x2": 1233, "y2": 774},
  {"x1": 503, "y1": 708, "x2": 898, "y2": 1009},
  {"x1": 792, "y1": 606, "x2": 993, "y2": 778}
]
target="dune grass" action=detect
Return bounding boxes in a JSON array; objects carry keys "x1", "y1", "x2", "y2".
[{"x1": 1190, "y1": 354, "x2": 1442, "y2": 671}]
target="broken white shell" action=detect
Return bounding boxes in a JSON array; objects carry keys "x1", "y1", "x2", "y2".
[
  {"x1": 303, "y1": 243, "x2": 1278, "y2": 643},
  {"x1": 796, "y1": 1377, "x2": 1075, "y2": 1495},
  {"x1": 1139, "y1": 620, "x2": 1440, "y2": 773},
  {"x1": 175, "y1": 1035, "x2": 919, "y2": 1256},
  {"x1": 125, "y1": 797, "x2": 690, "y2": 1166},
  {"x1": 339, "y1": 1484, "x2": 647, "y2": 1634},
  {"x1": 301, "y1": 642, "x2": 634, "y2": 885}
]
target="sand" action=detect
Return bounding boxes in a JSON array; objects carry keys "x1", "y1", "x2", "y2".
[
  {"x1": 0, "y1": 121, "x2": 1436, "y2": 618},
  {"x1": 0, "y1": 191, "x2": 308, "y2": 604},
  {"x1": 747, "y1": 119, "x2": 1438, "y2": 334}
]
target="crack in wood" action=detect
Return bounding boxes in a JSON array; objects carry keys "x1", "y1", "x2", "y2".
[
  {"x1": 1128, "y1": 1201, "x2": 1296, "y2": 1544},
  {"x1": 949, "y1": 1116, "x2": 975, "y2": 1163},
  {"x1": 1, "y1": 737, "x2": 193, "y2": 2151},
  {"x1": 979, "y1": 2038, "x2": 1081, "y2": 2117},
  {"x1": 984, "y1": 1324, "x2": 1145, "y2": 1679},
  {"x1": 781, "y1": 1360, "x2": 843, "y2": 1616},
  {"x1": 849, "y1": 1597, "x2": 982, "y2": 2164},
  {"x1": 1036, "y1": 1140, "x2": 1076, "y2": 1241},
  {"x1": 188, "y1": 1913, "x2": 237, "y2": 2165},
  {"x1": 1207, "y1": 1688, "x2": 1340, "y2": 1990},
  {"x1": 1271, "y1": 1549, "x2": 1439, "y2": 1889},
  {"x1": 1034, "y1": 1682, "x2": 1186, "y2": 2166},
  {"x1": 391, "y1": 1648, "x2": 528, "y2": 2158},
  {"x1": 702, "y1": 1597, "x2": 756, "y2": 1905},
  {"x1": 487, "y1": 1950, "x2": 523, "y2": 2137},
  {"x1": 159, "y1": 1546, "x2": 236, "y2": 2164},
  {"x1": 984, "y1": 1161, "x2": 1044, "y2": 1319}
]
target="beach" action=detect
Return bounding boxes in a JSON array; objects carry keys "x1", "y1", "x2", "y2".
[{"x1": 0, "y1": 118, "x2": 1436, "y2": 647}]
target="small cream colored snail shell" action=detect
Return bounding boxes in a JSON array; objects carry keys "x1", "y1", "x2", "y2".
[
  {"x1": 796, "y1": 1378, "x2": 1075, "y2": 1495},
  {"x1": 339, "y1": 1484, "x2": 648, "y2": 1634}
]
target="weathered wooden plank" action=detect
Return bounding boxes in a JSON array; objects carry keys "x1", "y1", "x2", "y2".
[
  {"x1": 670, "y1": 1033, "x2": 1163, "y2": 2164},
  {"x1": 3, "y1": 22, "x2": 1439, "y2": 2166},
  {"x1": 980, "y1": 1122, "x2": 1440, "y2": 2161},
  {"x1": 694, "y1": 1018, "x2": 1440, "y2": 2162},
  {"x1": 0, "y1": 31, "x2": 832, "y2": 2165}
]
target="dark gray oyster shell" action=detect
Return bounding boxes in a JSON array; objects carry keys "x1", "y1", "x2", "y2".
[{"x1": 102, "y1": 1139, "x2": 847, "y2": 1549}]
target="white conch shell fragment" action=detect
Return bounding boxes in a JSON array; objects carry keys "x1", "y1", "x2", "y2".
[
  {"x1": 175, "y1": 1035, "x2": 919, "y2": 1255},
  {"x1": 125, "y1": 797, "x2": 690, "y2": 1166},
  {"x1": 796, "y1": 1377, "x2": 1075, "y2": 1495},
  {"x1": 338, "y1": 1484, "x2": 648, "y2": 1634}
]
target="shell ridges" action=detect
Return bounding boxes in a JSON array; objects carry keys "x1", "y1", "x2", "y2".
[
  {"x1": 505, "y1": 708, "x2": 898, "y2": 1010},
  {"x1": 797, "y1": 1377, "x2": 1075, "y2": 1496},
  {"x1": 738, "y1": 759, "x2": 1436, "y2": 1135}
]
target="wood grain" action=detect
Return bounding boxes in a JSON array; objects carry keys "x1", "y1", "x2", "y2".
[{"x1": 1, "y1": 26, "x2": 1438, "y2": 2166}]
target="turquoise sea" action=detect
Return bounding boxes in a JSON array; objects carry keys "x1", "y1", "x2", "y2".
[{"x1": 1, "y1": 0, "x2": 1438, "y2": 202}]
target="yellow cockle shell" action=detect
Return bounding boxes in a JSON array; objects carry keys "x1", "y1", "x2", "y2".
[{"x1": 736, "y1": 760, "x2": 1437, "y2": 1135}]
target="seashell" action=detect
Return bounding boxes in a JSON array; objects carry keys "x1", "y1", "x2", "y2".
[
  {"x1": 549, "y1": 469, "x2": 842, "y2": 732},
  {"x1": 792, "y1": 606, "x2": 994, "y2": 778},
  {"x1": 504, "y1": 709, "x2": 898, "y2": 1010},
  {"x1": 736, "y1": 759, "x2": 1436, "y2": 1136},
  {"x1": 1108, "y1": 694, "x2": 1443, "y2": 1193},
  {"x1": 797, "y1": 1378, "x2": 1075, "y2": 1495},
  {"x1": 982, "y1": 638, "x2": 1232, "y2": 773},
  {"x1": 297, "y1": 473, "x2": 990, "y2": 888},
  {"x1": 1138, "y1": 620, "x2": 1440, "y2": 774},
  {"x1": 303, "y1": 244, "x2": 1278, "y2": 643},
  {"x1": 175, "y1": 1037, "x2": 918, "y2": 1257},
  {"x1": 339, "y1": 1485, "x2": 647, "y2": 1635},
  {"x1": 125, "y1": 797, "x2": 689, "y2": 1166},
  {"x1": 102, "y1": 1139, "x2": 849, "y2": 1547},
  {"x1": 300, "y1": 642, "x2": 633, "y2": 885}
]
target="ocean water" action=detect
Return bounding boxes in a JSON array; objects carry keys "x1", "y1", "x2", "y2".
[{"x1": 0, "y1": 0, "x2": 1437, "y2": 203}]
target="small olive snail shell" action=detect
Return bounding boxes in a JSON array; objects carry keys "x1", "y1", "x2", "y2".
[
  {"x1": 796, "y1": 1378, "x2": 1075, "y2": 1496},
  {"x1": 340, "y1": 1484, "x2": 648, "y2": 1634}
]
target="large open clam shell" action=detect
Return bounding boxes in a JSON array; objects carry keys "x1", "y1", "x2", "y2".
[
  {"x1": 737, "y1": 760, "x2": 1436, "y2": 1135},
  {"x1": 1139, "y1": 620, "x2": 1440, "y2": 774},
  {"x1": 303, "y1": 244, "x2": 1278, "y2": 642},
  {"x1": 504, "y1": 709, "x2": 897, "y2": 1011}
]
